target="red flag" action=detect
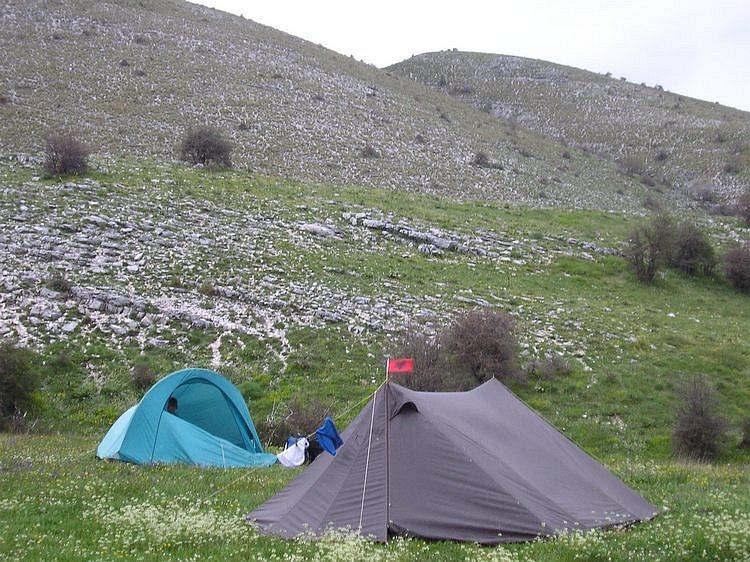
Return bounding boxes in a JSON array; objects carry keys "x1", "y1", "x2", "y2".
[{"x1": 387, "y1": 357, "x2": 414, "y2": 374}]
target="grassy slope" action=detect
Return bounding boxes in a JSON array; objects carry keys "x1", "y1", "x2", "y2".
[
  {"x1": 0, "y1": 0, "x2": 699, "y2": 212},
  {"x1": 1, "y1": 158, "x2": 749, "y2": 561},
  {"x1": 387, "y1": 51, "x2": 750, "y2": 203},
  {"x1": 0, "y1": 1, "x2": 748, "y2": 560}
]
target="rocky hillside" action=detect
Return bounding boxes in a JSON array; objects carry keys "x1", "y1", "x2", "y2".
[
  {"x1": 388, "y1": 51, "x2": 750, "y2": 206},
  {"x1": 0, "y1": 0, "x2": 716, "y2": 212},
  {"x1": 1, "y1": 157, "x2": 627, "y2": 372}
]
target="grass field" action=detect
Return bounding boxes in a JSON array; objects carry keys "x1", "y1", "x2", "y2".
[
  {"x1": 1, "y1": 159, "x2": 749, "y2": 560},
  {"x1": 1, "y1": 434, "x2": 748, "y2": 561}
]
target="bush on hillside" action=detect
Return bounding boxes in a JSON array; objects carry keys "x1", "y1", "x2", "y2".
[
  {"x1": 737, "y1": 188, "x2": 750, "y2": 227},
  {"x1": 672, "y1": 375, "x2": 728, "y2": 461},
  {"x1": 45, "y1": 272, "x2": 72, "y2": 293},
  {"x1": 179, "y1": 126, "x2": 232, "y2": 168},
  {"x1": 669, "y1": 222, "x2": 716, "y2": 277},
  {"x1": 390, "y1": 310, "x2": 521, "y2": 392},
  {"x1": 624, "y1": 213, "x2": 675, "y2": 283},
  {"x1": 440, "y1": 309, "x2": 521, "y2": 389},
  {"x1": 724, "y1": 243, "x2": 750, "y2": 293},
  {"x1": 619, "y1": 154, "x2": 647, "y2": 177},
  {"x1": 43, "y1": 132, "x2": 90, "y2": 177},
  {"x1": 361, "y1": 144, "x2": 380, "y2": 159},
  {"x1": 472, "y1": 151, "x2": 490, "y2": 167},
  {"x1": 0, "y1": 341, "x2": 39, "y2": 431},
  {"x1": 739, "y1": 416, "x2": 750, "y2": 449}
]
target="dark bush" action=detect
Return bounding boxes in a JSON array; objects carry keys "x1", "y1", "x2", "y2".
[
  {"x1": 0, "y1": 342, "x2": 39, "y2": 430},
  {"x1": 670, "y1": 222, "x2": 716, "y2": 277},
  {"x1": 472, "y1": 151, "x2": 490, "y2": 167},
  {"x1": 440, "y1": 309, "x2": 520, "y2": 389},
  {"x1": 43, "y1": 132, "x2": 90, "y2": 177},
  {"x1": 46, "y1": 272, "x2": 71, "y2": 293},
  {"x1": 179, "y1": 126, "x2": 232, "y2": 168},
  {"x1": 672, "y1": 375, "x2": 728, "y2": 461},
  {"x1": 391, "y1": 310, "x2": 521, "y2": 391},
  {"x1": 739, "y1": 417, "x2": 750, "y2": 449},
  {"x1": 724, "y1": 243, "x2": 750, "y2": 293},
  {"x1": 723, "y1": 156, "x2": 741, "y2": 175},
  {"x1": 361, "y1": 144, "x2": 380, "y2": 159},
  {"x1": 737, "y1": 188, "x2": 750, "y2": 227},
  {"x1": 131, "y1": 363, "x2": 156, "y2": 391},
  {"x1": 624, "y1": 213, "x2": 675, "y2": 283}
]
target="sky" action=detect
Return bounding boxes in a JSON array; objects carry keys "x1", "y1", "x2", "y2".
[{"x1": 195, "y1": 1, "x2": 750, "y2": 112}]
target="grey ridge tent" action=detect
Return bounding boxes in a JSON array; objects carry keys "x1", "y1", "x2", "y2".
[{"x1": 247, "y1": 379, "x2": 658, "y2": 543}]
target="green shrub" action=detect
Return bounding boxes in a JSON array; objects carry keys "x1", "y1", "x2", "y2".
[
  {"x1": 43, "y1": 132, "x2": 90, "y2": 177},
  {"x1": 670, "y1": 222, "x2": 716, "y2": 277},
  {"x1": 624, "y1": 213, "x2": 675, "y2": 283},
  {"x1": 0, "y1": 341, "x2": 40, "y2": 430},
  {"x1": 724, "y1": 243, "x2": 750, "y2": 293},
  {"x1": 179, "y1": 126, "x2": 232, "y2": 168},
  {"x1": 672, "y1": 375, "x2": 728, "y2": 461}
]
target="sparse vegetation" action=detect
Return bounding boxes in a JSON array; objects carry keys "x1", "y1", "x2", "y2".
[
  {"x1": 179, "y1": 126, "x2": 232, "y2": 168},
  {"x1": 43, "y1": 132, "x2": 90, "y2": 177},
  {"x1": 130, "y1": 362, "x2": 156, "y2": 391},
  {"x1": 361, "y1": 144, "x2": 380, "y2": 159},
  {"x1": 257, "y1": 397, "x2": 331, "y2": 447},
  {"x1": 624, "y1": 213, "x2": 674, "y2": 283},
  {"x1": 525, "y1": 353, "x2": 572, "y2": 379},
  {"x1": 1, "y1": 2, "x2": 750, "y2": 559},
  {"x1": 672, "y1": 375, "x2": 729, "y2": 461}
]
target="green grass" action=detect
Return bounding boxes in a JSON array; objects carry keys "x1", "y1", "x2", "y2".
[
  {"x1": 0, "y1": 434, "x2": 748, "y2": 561},
  {"x1": 1, "y1": 159, "x2": 749, "y2": 560}
]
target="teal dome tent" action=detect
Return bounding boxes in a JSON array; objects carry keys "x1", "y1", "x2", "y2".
[{"x1": 97, "y1": 368, "x2": 276, "y2": 468}]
